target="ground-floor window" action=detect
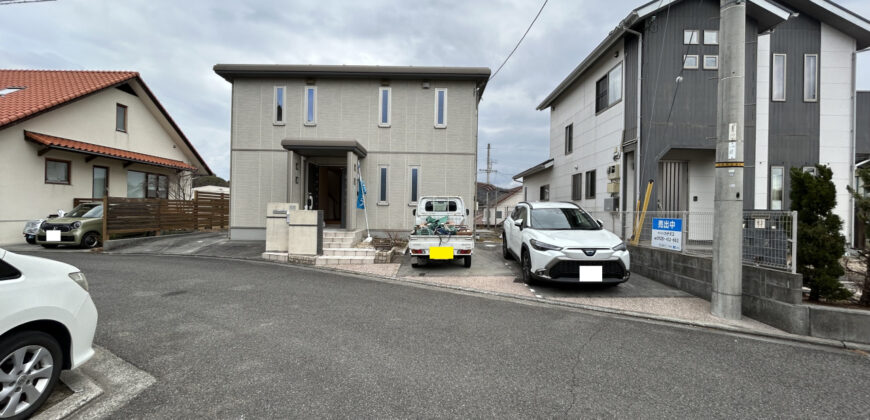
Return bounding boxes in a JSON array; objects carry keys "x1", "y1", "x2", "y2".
[
  {"x1": 93, "y1": 166, "x2": 108, "y2": 198},
  {"x1": 378, "y1": 166, "x2": 388, "y2": 204},
  {"x1": 770, "y1": 166, "x2": 784, "y2": 210},
  {"x1": 585, "y1": 170, "x2": 596, "y2": 199},
  {"x1": 127, "y1": 170, "x2": 168, "y2": 198},
  {"x1": 571, "y1": 173, "x2": 582, "y2": 200},
  {"x1": 45, "y1": 158, "x2": 70, "y2": 185},
  {"x1": 409, "y1": 166, "x2": 419, "y2": 203},
  {"x1": 540, "y1": 184, "x2": 549, "y2": 201}
]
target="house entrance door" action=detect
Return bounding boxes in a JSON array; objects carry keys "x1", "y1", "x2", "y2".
[{"x1": 307, "y1": 163, "x2": 346, "y2": 228}]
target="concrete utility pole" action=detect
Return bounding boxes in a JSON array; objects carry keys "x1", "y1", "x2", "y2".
[
  {"x1": 711, "y1": 0, "x2": 745, "y2": 320},
  {"x1": 479, "y1": 143, "x2": 497, "y2": 227}
]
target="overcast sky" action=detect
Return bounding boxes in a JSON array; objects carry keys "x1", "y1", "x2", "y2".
[{"x1": 2, "y1": 0, "x2": 868, "y2": 186}]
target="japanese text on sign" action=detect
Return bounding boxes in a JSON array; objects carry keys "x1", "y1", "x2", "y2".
[{"x1": 651, "y1": 218, "x2": 683, "y2": 252}]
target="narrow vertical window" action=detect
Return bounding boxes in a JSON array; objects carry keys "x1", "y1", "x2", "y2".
[
  {"x1": 115, "y1": 104, "x2": 127, "y2": 132},
  {"x1": 378, "y1": 87, "x2": 391, "y2": 127},
  {"x1": 565, "y1": 124, "x2": 573, "y2": 154},
  {"x1": 410, "y1": 167, "x2": 419, "y2": 203},
  {"x1": 571, "y1": 173, "x2": 582, "y2": 200},
  {"x1": 540, "y1": 185, "x2": 550, "y2": 202},
  {"x1": 770, "y1": 166, "x2": 784, "y2": 210},
  {"x1": 772, "y1": 54, "x2": 786, "y2": 102},
  {"x1": 608, "y1": 63, "x2": 622, "y2": 104},
  {"x1": 379, "y1": 166, "x2": 388, "y2": 203},
  {"x1": 274, "y1": 86, "x2": 285, "y2": 124},
  {"x1": 804, "y1": 54, "x2": 818, "y2": 102},
  {"x1": 93, "y1": 166, "x2": 108, "y2": 198},
  {"x1": 304, "y1": 86, "x2": 317, "y2": 125},
  {"x1": 434, "y1": 88, "x2": 447, "y2": 128},
  {"x1": 585, "y1": 170, "x2": 596, "y2": 199}
]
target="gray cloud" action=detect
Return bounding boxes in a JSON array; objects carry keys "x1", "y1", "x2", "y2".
[{"x1": 1, "y1": 0, "x2": 867, "y2": 185}]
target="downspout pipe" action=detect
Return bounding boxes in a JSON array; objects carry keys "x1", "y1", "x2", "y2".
[{"x1": 622, "y1": 25, "x2": 643, "y2": 212}]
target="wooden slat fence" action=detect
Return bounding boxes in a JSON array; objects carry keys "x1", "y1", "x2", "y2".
[{"x1": 72, "y1": 192, "x2": 229, "y2": 236}]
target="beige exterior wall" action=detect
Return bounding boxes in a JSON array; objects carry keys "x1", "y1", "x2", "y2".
[
  {"x1": 0, "y1": 84, "x2": 202, "y2": 245},
  {"x1": 229, "y1": 77, "x2": 480, "y2": 238}
]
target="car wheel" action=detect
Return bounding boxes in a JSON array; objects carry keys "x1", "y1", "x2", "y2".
[
  {"x1": 502, "y1": 238, "x2": 512, "y2": 260},
  {"x1": 521, "y1": 248, "x2": 534, "y2": 285},
  {"x1": 39, "y1": 244, "x2": 58, "y2": 249},
  {"x1": 411, "y1": 257, "x2": 426, "y2": 268},
  {"x1": 80, "y1": 232, "x2": 100, "y2": 249},
  {"x1": 463, "y1": 256, "x2": 472, "y2": 268},
  {"x1": 25, "y1": 236, "x2": 36, "y2": 245},
  {"x1": 0, "y1": 331, "x2": 63, "y2": 420}
]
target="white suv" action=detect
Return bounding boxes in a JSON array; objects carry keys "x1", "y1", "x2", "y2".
[
  {"x1": 0, "y1": 249, "x2": 98, "y2": 419},
  {"x1": 503, "y1": 202, "x2": 630, "y2": 285}
]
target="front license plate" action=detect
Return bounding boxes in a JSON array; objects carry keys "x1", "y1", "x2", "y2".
[
  {"x1": 46, "y1": 230, "x2": 61, "y2": 242},
  {"x1": 430, "y1": 247, "x2": 454, "y2": 260},
  {"x1": 579, "y1": 265, "x2": 603, "y2": 282}
]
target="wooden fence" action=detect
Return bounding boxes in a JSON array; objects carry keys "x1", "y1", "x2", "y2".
[{"x1": 73, "y1": 192, "x2": 229, "y2": 237}]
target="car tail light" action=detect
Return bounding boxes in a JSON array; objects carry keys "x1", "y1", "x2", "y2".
[
  {"x1": 457, "y1": 249, "x2": 472, "y2": 255},
  {"x1": 411, "y1": 249, "x2": 424, "y2": 255}
]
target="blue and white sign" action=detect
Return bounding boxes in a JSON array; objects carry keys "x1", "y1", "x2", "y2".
[{"x1": 651, "y1": 218, "x2": 683, "y2": 251}]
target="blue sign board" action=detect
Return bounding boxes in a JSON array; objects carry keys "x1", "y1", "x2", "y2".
[{"x1": 651, "y1": 218, "x2": 683, "y2": 251}]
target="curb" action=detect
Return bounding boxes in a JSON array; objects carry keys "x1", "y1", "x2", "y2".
[{"x1": 103, "y1": 251, "x2": 870, "y2": 354}]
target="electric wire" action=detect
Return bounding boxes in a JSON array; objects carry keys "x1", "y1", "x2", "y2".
[{"x1": 489, "y1": 0, "x2": 549, "y2": 82}]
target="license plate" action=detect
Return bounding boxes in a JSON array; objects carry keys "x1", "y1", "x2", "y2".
[
  {"x1": 579, "y1": 265, "x2": 603, "y2": 282},
  {"x1": 46, "y1": 230, "x2": 61, "y2": 242},
  {"x1": 430, "y1": 247, "x2": 454, "y2": 260}
]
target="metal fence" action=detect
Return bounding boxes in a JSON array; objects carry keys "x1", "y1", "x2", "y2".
[{"x1": 586, "y1": 210, "x2": 797, "y2": 273}]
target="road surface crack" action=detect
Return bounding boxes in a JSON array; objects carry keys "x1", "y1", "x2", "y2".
[{"x1": 560, "y1": 323, "x2": 605, "y2": 418}]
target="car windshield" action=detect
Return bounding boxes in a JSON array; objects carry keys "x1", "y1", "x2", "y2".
[
  {"x1": 530, "y1": 208, "x2": 600, "y2": 230},
  {"x1": 66, "y1": 204, "x2": 103, "y2": 218}
]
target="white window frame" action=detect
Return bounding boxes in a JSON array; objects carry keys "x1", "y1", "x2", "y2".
[
  {"x1": 770, "y1": 166, "x2": 784, "y2": 210},
  {"x1": 703, "y1": 55, "x2": 719, "y2": 70},
  {"x1": 273, "y1": 86, "x2": 286, "y2": 125},
  {"x1": 772, "y1": 53, "x2": 787, "y2": 102},
  {"x1": 303, "y1": 85, "x2": 317, "y2": 126},
  {"x1": 704, "y1": 30, "x2": 719, "y2": 45},
  {"x1": 684, "y1": 29, "x2": 700, "y2": 45},
  {"x1": 683, "y1": 55, "x2": 699, "y2": 70},
  {"x1": 378, "y1": 86, "x2": 391, "y2": 127},
  {"x1": 803, "y1": 54, "x2": 819, "y2": 103},
  {"x1": 408, "y1": 166, "x2": 421, "y2": 205},
  {"x1": 607, "y1": 63, "x2": 623, "y2": 106},
  {"x1": 434, "y1": 88, "x2": 448, "y2": 128},
  {"x1": 378, "y1": 165, "x2": 389, "y2": 205}
]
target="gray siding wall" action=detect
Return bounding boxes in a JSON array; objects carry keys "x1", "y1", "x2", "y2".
[
  {"x1": 767, "y1": 14, "x2": 821, "y2": 210},
  {"x1": 636, "y1": 0, "x2": 757, "y2": 210},
  {"x1": 857, "y1": 91, "x2": 870, "y2": 159},
  {"x1": 623, "y1": 35, "x2": 640, "y2": 144}
]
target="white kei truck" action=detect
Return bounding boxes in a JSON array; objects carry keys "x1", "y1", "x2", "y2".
[{"x1": 408, "y1": 196, "x2": 475, "y2": 268}]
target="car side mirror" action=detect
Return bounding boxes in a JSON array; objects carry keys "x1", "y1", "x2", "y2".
[
  {"x1": 412, "y1": 209, "x2": 416, "y2": 216},
  {"x1": 466, "y1": 209, "x2": 470, "y2": 216},
  {"x1": 514, "y1": 219, "x2": 524, "y2": 230}
]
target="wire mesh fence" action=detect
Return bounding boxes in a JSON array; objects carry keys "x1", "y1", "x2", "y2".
[{"x1": 586, "y1": 210, "x2": 797, "y2": 273}]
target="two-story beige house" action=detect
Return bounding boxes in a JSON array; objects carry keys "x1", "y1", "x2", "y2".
[
  {"x1": 0, "y1": 70, "x2": 212, "y2": 245},
  {"x1": 214, "y1": 65, "x2": 490, "y2": 240}
]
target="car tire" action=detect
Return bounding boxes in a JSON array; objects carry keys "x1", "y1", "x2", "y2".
[
  {"x1": 25, "y1": 236, "x2": 36, "y2": 245},
  {"x1": 521, "y1": 248, "x2": 535, "y2": 285},
  {"x1": 463, "y1": 256, "x2": 472, "y2": 268},
  {"x1": 502, "y1": 238, "x2": 512, "y2": 260},
  {"x1": 0, "y1": 331, "x2": 64, "y2": 420},
  {"x1": 80, "y1": 232, "x2": 100, "y2": 249},
  {"x1": 39, "y1": 244, "x2": 58, "y2": 249},
  {"x1": 411, "y1": 257, "x2": 426, "y2": 268}
]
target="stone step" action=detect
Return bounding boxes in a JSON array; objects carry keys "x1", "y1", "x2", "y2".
[
  {"x1": 315, "y1": 255, "x2": 376, "y2": 266},
  {"x1": 323, "y1": 239, "x2": 355, "y2": 248},
  {"x1": 323, "y1": 248, "x2": 377, "y2": 257}
]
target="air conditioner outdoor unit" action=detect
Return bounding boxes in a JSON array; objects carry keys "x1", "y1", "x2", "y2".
[
  {"x1": 607, "y1": 164, "x2": 620, "y2": 180},
  {"x1": 606, "y1": 181, "x2": 620, "y2": 194},
  {"x1": 603, "y1": 197, "x2": 620, "y2": 212}
]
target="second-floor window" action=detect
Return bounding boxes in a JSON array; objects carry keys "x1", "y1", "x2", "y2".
[
  {"x1": 684, "y1": 29, "x2": 700, "y2": 45},
  {"x1": 274, "y1": 86, "x2": 285, "y2": 125},
  {"x1": 595, "y1": 63, "x2": 622, "y2": 113},
  {"x1": 704, "y1": 30, "x2": 719, "y2": 45},
  {"x1": 565, "y1": 124, "x2": 573, "y2": 154},
  {"x1": 116, "y1": 104, "x2": 127, "y2": 132},
  {"x1": 703, "y1": 55, "x2": 719, "y2": 70},
  {"x1": 379, "y1": 87, "x2": 391, "y2": 127},
  {"x1": 804, "y1": 54, "x2": 818, "y2": 102},
  {"x1": 435, "y1": 88, "x2": 447, "y2": 128},
  {"x1": 772, "y1": 54, "x2": 787, "y2": 102},
  {"x1": 304, "y1": 86, "x2": 317, "y2": 125}
]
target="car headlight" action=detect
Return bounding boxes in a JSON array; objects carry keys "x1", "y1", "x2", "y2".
[
  {"x1": 530, "y1": 239, "x2": 563, "y2": 252},
  {"x1": 40, "y1": 221, "x2": 48, "y2": 230},
  {"x1": 71, "y1": 221, "x2": 82, "y2": 229},
  {"x1": 68, "y1": 272, "x2": 89, "y2": 292},
  {"x1": 612, "y1": 242, "x2": 627, "y2": 252}
]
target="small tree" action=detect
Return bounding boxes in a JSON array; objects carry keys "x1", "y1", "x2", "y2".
[
  {"x1": 847, "y1": 168, "x2": 870, "y2": 306},
  {"x1": 193, "y1": 175, "x2": 229, "y2": 188},
  {"x1": 790, "y1": 165, "x2": 852, "y2": 302}
]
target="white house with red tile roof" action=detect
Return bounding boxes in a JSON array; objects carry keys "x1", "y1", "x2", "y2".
[{"x1": 0, "y1": 70, "x2": 212, "y2": 245}]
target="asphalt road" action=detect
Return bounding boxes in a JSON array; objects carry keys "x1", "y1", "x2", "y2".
[{"x1": 21, "y1": 251, "x2": 870, "y2": 419}]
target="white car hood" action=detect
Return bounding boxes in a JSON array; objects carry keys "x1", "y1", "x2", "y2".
[{"x1": 534, "y1": 229, "x2": 621, "y2": 249}]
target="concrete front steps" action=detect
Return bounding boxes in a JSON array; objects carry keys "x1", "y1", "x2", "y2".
[{"x1": 316, "y1": 229, "x2": 375, "y2": 266}]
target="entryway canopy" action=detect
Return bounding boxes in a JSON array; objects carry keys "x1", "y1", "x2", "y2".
[{"x1": 281, "y1": 138, "x2": 367, "y2": 158}]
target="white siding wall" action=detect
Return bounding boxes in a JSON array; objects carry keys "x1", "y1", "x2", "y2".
[
  {"x1": 755, "y1": 33, "x2": 771, "y2": 209},
  {"x1": 819, "y1": 22, "x2": 856, "y2": 243},
  {"x1": 546, "y1": 43, "x2": 626, "y2": 211}
]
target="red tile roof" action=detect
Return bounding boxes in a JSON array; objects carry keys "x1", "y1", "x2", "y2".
[
  {"x1": 0, "y1": 70, "x2": 138, "y2": 127},
  {"x1": 25, "y1": 131, "x2": 198, "y2": 171}
]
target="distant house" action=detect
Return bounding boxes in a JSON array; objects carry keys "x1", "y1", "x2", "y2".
[
  {"x1": 213, "y1": 64, "x2": 490, "y2": 240},
  {"x1": 0, "y1": 70, "x2": 212, "y2": 245},
  {"x1": 476, "y1": 186, "x2": 522, "y2": 227},
  {"x1": 515, "y1": 0, "x2": 870, "y2": 245},
  {"x1": 193, "y1": 185, "x2": 230, "y2": 195}
]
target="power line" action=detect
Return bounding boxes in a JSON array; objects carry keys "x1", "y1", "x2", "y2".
[
  {"x1": 489, "y1": 0, "x2": 549, "y2": 82},
  {"x1": 0, "y1": 0, "x2": 56, "y2": 5}
]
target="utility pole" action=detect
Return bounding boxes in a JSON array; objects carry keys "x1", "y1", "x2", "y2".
[
  {"x1": 712, "y1": 0, "x2": 745, "y2": 320},
  {"x1": 479, "y1": 143, "x2": 498, "y2": 227}
]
